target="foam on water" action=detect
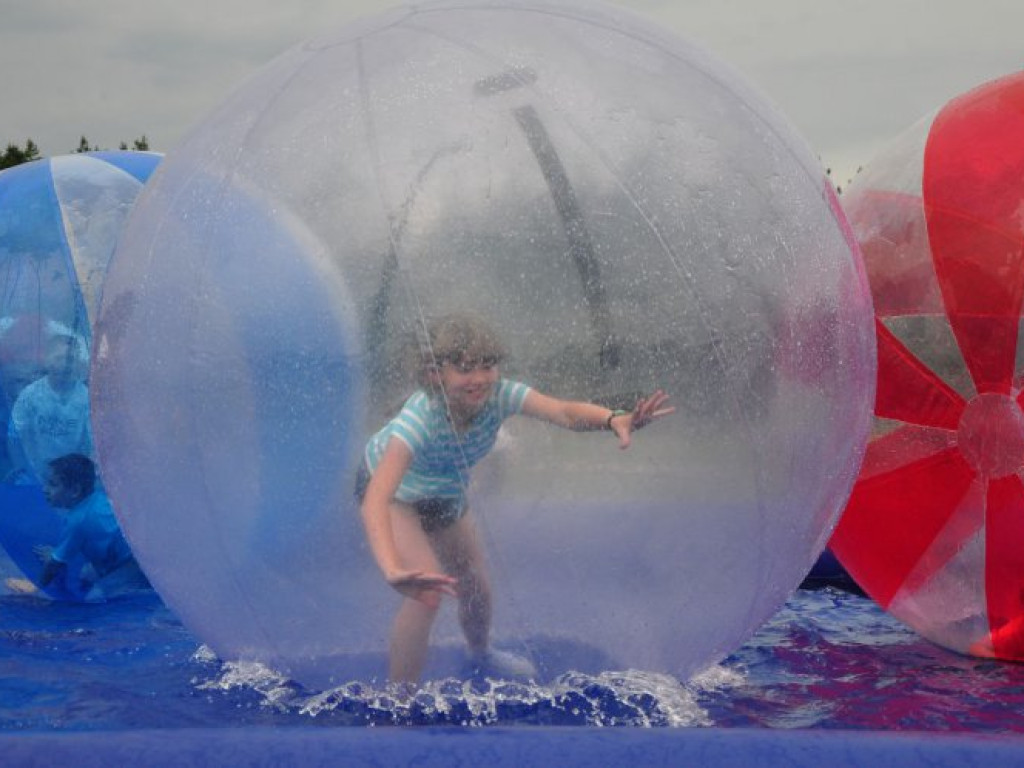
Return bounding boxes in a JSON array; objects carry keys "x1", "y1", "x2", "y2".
[{"x1": 200, "y1": 662, "x2": 714, "y2": 727}]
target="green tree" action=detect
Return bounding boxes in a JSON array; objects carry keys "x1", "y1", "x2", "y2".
[
  {"x1": 0, "y1": 139, "x2": 41, "y2": 170},
  {"x1": 75, "y1": 136, "x2": 100, "y2": 153},
  {"x1": 118, "y1": 135, "x2": 150, "y2": 151}
]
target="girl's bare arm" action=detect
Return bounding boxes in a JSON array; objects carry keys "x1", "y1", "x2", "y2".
[
  {"x1": 360, "y1": 440, "x2": 458, "y2": 600},
  {"x1": 520, "y1": 389, "x2": 674, "y2": 449}
]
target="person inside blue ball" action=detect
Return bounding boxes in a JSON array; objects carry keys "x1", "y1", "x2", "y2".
[
  {"x1": 8, "y1": 332, "x2": 93, "y2": 485},
  {"x1": 358, "y1": 313, "x2": 674, "y2": 684},
  {"x1": 36, "y1": 453, "x2": 148, "y2": 601}
]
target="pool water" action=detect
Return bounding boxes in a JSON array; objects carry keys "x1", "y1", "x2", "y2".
[{"x1": 3, "y1": 577, "x2": 1024, "y2": 735}]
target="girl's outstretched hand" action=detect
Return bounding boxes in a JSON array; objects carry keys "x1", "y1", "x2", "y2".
[
  {"x1": 386, "y1": 568, "x2": 459, "y2": 607},
  {"x1": 611, "y1": 390, "x2": 675, "y2": 449}
]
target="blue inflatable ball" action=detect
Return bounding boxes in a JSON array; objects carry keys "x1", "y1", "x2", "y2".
[
  {"x1": 94, "y1": 0, "x2": 875, "y2": 686},
  {"x1": 0, "y1": 150, "x2": 160, "y2": 600}
]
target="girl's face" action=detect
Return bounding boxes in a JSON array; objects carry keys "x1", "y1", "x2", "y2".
[{"x1": 435, "y1": 355, "x2": 499, "y2": 422}]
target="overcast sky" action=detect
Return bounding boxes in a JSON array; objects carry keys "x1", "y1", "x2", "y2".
[{"x1": 2, "y1": 0, "x2": 1021, "y2": 187}]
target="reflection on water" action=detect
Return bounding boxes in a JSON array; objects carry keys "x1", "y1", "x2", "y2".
[
  {"x1": 707, "y1": 588, "x2": 1024, "y2": 732},
  {"x1": 1, "y1": 576, "x2": 1023, "y2": 733}
]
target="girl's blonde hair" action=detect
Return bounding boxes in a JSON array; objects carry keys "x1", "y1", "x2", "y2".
[{"x1": 415, "y1": 312, "x2": 506, "y2": 388}]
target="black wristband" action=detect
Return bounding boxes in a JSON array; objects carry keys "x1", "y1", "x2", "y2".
[{"x1": 605, "y1": 409, "x2": 628, "y2": 430}]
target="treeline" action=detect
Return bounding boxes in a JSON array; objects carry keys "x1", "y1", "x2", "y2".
[{"x1": 1, "y1": 135, "x2": 152, "y2": 171}]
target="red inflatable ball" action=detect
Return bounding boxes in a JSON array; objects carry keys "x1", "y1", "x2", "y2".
[{"x1": 831, "y1": 71, "x2": 1024, "y2": 660}]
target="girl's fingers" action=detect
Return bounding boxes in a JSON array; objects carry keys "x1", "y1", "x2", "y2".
[
  {"x1": 631, "y1": 392, "x2": 673, "y2": 429},
  {"x1": 392, "y1": 570, "x2": 457, "y2": 589},
  {"x1": 395, "y1": 573, "x2": 459, "y2": 604},
  {"x1": 417, "y1": 572, "x2": 457, "y2": 588}
]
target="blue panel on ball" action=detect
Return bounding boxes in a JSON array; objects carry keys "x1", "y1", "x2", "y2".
[{"x1": 89, "y1": 151, "x2": 163, "y2": 184}]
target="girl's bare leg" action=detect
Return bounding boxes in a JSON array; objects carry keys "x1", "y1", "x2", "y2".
[
  {"x1": 388, "y1": 502, "x2": 443, "y2": 684},
  {"x1": 430, "y1": 510, "x2": 492, "y2": 656}
]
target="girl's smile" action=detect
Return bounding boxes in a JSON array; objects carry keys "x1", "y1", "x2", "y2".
[{"x1": 438, "y1": 358, "x2": 499, "y2": 424}]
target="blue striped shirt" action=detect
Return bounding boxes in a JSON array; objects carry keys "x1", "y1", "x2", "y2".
[{"x1": 365, "y1": 379, "x2": 531, "y2": 503}]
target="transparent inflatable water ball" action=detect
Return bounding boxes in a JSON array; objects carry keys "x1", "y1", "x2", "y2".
[
  {"x1": 832, "y1": 71, "x2": 1024, "y2": 660},
  {"x1": 0, "y1": 151, "x2": 160, "y2": 599},
  {"x1": 94, "y1": 0, "x2": 875, "y2": 686}
]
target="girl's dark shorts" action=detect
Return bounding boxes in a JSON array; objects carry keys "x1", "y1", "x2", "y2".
[{"x1": 354, "y1": 464, "x2": 465, "y2": 533}]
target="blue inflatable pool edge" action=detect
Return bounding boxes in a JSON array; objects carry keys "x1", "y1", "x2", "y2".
[{"x1": 4, "y1": 726, "x2": 1024, "y2": 767}]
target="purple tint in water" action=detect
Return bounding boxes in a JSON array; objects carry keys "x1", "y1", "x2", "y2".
[
  {"x1": 707, "y1": 589, "x2": 1024, "y2": 733},
  {"x1": 2, "y1": 556, "x2": 1024, "y2": 735}
]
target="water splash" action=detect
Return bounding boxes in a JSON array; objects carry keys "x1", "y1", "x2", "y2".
[
  {"x1": 196, "y1": 659, "x2": 713, "y2": 727},
  {"x1": 185, "y1": 589, "x2": 1024, "y2": 732},
  {"x1": 6, "y1": 585, "x2": 1024, "y2": 732}
]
